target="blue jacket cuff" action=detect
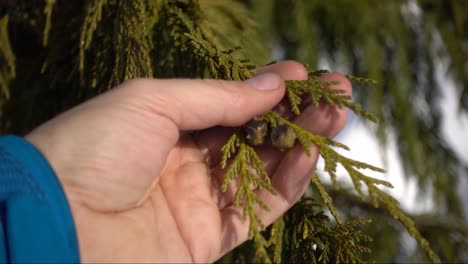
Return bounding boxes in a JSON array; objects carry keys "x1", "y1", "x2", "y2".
[{"x1": 0, "y1": 135, "x2": 80, "y2": 263}]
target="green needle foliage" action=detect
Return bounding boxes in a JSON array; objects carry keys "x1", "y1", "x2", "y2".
[
  {"x1": 246, "y1": 0, "x2": 468, "y2": 221},
  {"x1": 220, "y1": 132, "x2": 276, "y2": 238},
  {"x1": 224, "y1": 198, "x2": 374, "y2": 264},
  {"x1": 217, "y1": 63, "x2": 439, "y2": 262},
  {"x1": 1, "y1": 0, "x2": 464, "y2": 262},
  {"x1": 0, "y1": 15, "x2": 14, "y2": 99}
]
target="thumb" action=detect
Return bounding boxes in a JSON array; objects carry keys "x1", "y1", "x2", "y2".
[{"x1": 115, "y1": 73, "x2": 285, "y2": 131}]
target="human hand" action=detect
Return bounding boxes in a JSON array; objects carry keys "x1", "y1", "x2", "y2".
[{"x1": 26, "y1": 61, "x2": 351, "y2": 263}]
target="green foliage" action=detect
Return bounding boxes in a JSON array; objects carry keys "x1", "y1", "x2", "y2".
[
  {"x1": 329, "y1": 187, "x2": 468, "y2": 263},
  {"x1": 79, "y1": 0, "x2": 108, "y2": 76},
  {"x1": 246, "y1": 0, "x2": 468, "y2": 220},
  {"x1": 220, "y1": 131, "x2": 276, "y2": 238},
  {"x1": 220, "y1": 69, "x2": 439, "y2": 262},
  {"x1": 0, "y1": 15, "x2": 15, "y2": 99},
  {"x1": 285, "y1": 72, "x2": 379, "y2": 123},
  {"x1": 266, "y1": 215, "x2": 284, "y2": 263},
  {"x1": 287, "y1": 200, "x2": 373, "y2": 264},
  {"x1": 41, "y1": 0, "x2": 54, "y2": 46},
  {"x1": 0, "y1": 0, "x2": 460, "y2": 263},
  {"x1": 312, "y1": 173, "x2": 342, "y2": 224},
  {"x1": 223, "y1": 198, "x2": 374, "y2": 264},
  {"x1": 79, "y1": 0, "x2": 160, "y2": 89},
  {"x1": 152, "y1": 0, "x2": 262, "y2": 79},
  {"x1": 110, "y1": 0, "x2": 154, "y2": 84}
]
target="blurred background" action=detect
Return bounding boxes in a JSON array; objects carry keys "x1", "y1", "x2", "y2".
[{"x1": 242, "y1": 0, "x2": 468, "y2": 262}]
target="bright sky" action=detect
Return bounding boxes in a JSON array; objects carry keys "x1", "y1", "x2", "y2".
[
  {"x1": 317, "y1": 59, "x2": 468, "y2": 214},
  {"x1": 320, "y1": 112, "x2": 432, "y2": 213}
]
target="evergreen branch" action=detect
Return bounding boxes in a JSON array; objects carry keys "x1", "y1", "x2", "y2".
[
  {"x1": 266, "y1": 216, "x2": 285, "y2": 264},
  {"x1": 284, "y1": 77, "x2": 379, "y2": 123},
  {"x1": 110, "y1": 0, "x2": 153, "y2": 85},
  {"x1": 309, "y1": 69, "x2": 331, "y2": 77},
  {"x1": 253, "y1": 231, "x2": 271, "y2": 264},
  {"x1": 286, "y1": 198, "x2": 373, "y2": 263},
  {"x1": 340, "y1": 156, "x2": 386, "y2": 172},
  {"x1": 155, "y1": 6, "x2": 277, "y2": 250},
  {"x1": 2, "y1": 2, "x2": 452, "y2": 262},
  {"x1": 346, "y1": 74, "x2": 378, "y2": 86},
  {"x1": 331, "y1": 220, "x2": 373, "y2": 264},
  {"x1": 223, "y1": 73, "x2": 439, "y2": 262},
  {"x1": 369, "y1": 187, "x2": 441, "y2": 263},
  {"x1": 154, "y1": 1, "x2": 255, "y2": 80},
  {"x1": 324, "y1": 145, "x2": 440, "y2": 263},
  {"x1": 316, "y1": 140, "x2": 439, "y2": 263},
  {"x1": 286, "y1": 84, "x2": 303, "y2": 115},
  {"x1": 79, "y1": 0, "x2": 107, "y2": 74},
  {"x1": 264, "y1": 60, "x2": 278, "y2": 66},
  {"x1": 311, "y1": 139, "x2": 438, "y2": 262},
  {"x1": 265, "y1": 112, "x2": 355, "y2": 155},
  {"x1": 220, "y1": 132, "x2": 240, "y2": 169},
  {"x1": 311, "y1": 173, "x2": 342, "y2": 224},
  {"x1": 184, "y1": 31, "x2": 254, "y2": 80},
  {"x1": 220, "y1": 133, "x2": 276, "y2": 239},
  {"x1": 264, "y1": 111, "x2": 384, "y2": 196},
  {"x1": 261, "y1": 109, "x2": 438, "y2": 262},
  {"x1": 326, "y1": 186, "x2": 466, "y2": 263},
  {"x1": 0, "y1": 15, "x2": 15, "y2": 99},
  {"x1": 42, "y1": 0, "x2": 55, "y2": 46},
  {"x1": 342, "y1": 100, "x2": 379, "y2": 123},
  {"x1": 197, "y1": 0, "x2": 269, "y2": 66}
]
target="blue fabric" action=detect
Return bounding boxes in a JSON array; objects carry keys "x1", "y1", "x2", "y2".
[{"x1": 0, "y1": 135, "x2": 80, "y2": 263}]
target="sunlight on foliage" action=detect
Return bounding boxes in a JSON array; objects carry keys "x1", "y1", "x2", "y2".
[
  {"x1": 79, "y1": 0, "x2": 108, "y2": 74},
  {"x1": 220, "y1": 71, "x2": 440, "y2": 262},
  {"x1": 0, "y1": 0, "x2": 445, "y2": 263},
  {"x1": 220, "y1": 131, "x2": 276, "y2": 238}
]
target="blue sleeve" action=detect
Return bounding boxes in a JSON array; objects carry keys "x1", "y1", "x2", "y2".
[{"x1": 0, "y1": 135, "x2": 80, "y2": 263}]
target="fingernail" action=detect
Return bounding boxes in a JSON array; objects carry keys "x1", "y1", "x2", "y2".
[{"x1": 246, "y1": 73, "x2": 281, "y2": 90}]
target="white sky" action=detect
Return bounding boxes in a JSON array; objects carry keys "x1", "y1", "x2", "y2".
[
  {"x1": 319, "y1": 112, "x2": 433, "y2": 213},
  {"x1": 317, "y1": 61, "x2": 468, "y2": 214}
]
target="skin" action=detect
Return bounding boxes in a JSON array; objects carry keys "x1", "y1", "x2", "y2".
[{"x1": 25, "y1": 61, "x2": 352, "y2": 263}]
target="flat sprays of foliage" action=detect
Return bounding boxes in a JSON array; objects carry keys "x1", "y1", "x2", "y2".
[{"x1": 0, "y1": 0, "x2": 441, "y2": 263}]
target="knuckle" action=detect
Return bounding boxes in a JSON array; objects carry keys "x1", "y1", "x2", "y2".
[
  {"x1": 201, "y1": 79, "x2": 250, "y2": 124},
  {"x1": 205, "y1": 79, "x2": 249, "y2": 107}
]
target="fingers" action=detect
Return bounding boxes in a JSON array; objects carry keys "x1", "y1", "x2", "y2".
[
  {"x1": 194, "y1": 61, "x2": 310, "y2": 208},
  {"x1": 218, "y1": 72, "x2": 353, "y2": 255},
  {"x1": 215, "y1": 72, "x2": 353, "y2": 208},
  {"x1": 193, "y1": 61, "x2": 309, "y2": 168},
  {"x1": 252, "y1": 72, "x2": 352, "y2": 175},
  {"x1": 296, "y1": 72, "x2": 352, "y2": 137},
  {"x1": 116, "y1": 73, "x2": 285, "y2": 132}
]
